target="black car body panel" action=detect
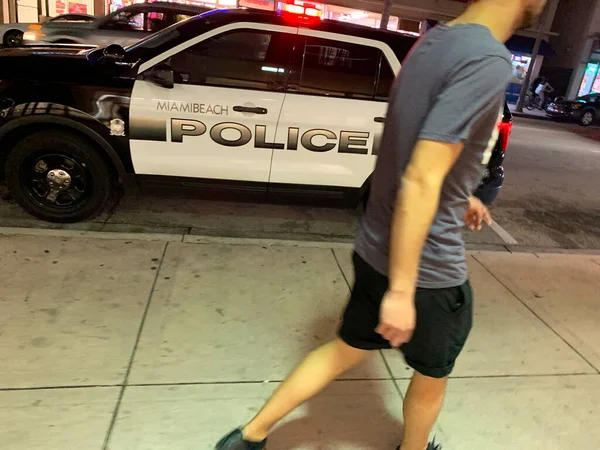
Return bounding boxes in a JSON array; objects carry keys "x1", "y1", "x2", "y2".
[{"x1": 0, "y1": 46, "x2": 136, "y2": 178}]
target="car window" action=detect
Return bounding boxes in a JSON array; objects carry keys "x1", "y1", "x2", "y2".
[
  {"x1": 375, "y1": 58, "x2": 395, "y2": 101},
  {"x1": 104, "y1": 10, "x2": 145, "y2": 31},
  {"x1": 293, "y1": 37, "x2": 381, "y2": 100},
  {"x1": 164, "y1": 30, "x2": 292, "y2": 91},
  {"x1": 146, "y1": 12, "x2": 167, "y2": 32},
  {"x1": 174, "y1": 13, "x2": 195, "y2": 22}
]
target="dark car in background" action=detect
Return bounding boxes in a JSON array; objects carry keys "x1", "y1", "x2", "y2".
[
  {"x1": 22, "y1": 2, "x2": 210, "y2": 47},
  {"x1": 546, "y1": 93, "x2": 600, "y2": 127}
]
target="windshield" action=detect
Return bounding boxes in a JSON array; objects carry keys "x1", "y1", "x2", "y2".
[{"x1": 126, "y1": 11, "x2": 209, "y2": 52}]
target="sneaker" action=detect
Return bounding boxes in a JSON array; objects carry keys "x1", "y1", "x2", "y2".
[
  {"x1": 214, "y1": 428, "x2": 267, "y2": 450},
  {"x1": 396, "y1": 441, "x2": 441, "y2": 450}
]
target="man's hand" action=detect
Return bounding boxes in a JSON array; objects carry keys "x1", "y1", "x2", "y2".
[
  {"x1": 464, "y1": 196, "x2": 492, "y2": 231},
  {"x1": 376, "y1": 290, "x2": 416, "y2": 347}
]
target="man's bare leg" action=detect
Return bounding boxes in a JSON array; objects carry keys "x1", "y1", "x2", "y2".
[
  {"x1": 243, "y1": 338, "x2": 369, "y2": 442},
  {"x1": 400, "y1": 372, "x2": 448, "y2": 450}
]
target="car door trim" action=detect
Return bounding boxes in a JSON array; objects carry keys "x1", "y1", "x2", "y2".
[
  {"x1": 298, "y1": 28, "x2": 401, "y2": 74},
  {"x1": 138, "y1": 22, "x2": 300, "y2": 74}
]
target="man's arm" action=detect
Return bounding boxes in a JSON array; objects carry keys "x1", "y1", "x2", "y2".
[
  {"x1": 389, "y1": 139, "x2": 463, "y2": 293},
  {"x1": 376, "y1": 139, "x2": 462, "y2": 347}
]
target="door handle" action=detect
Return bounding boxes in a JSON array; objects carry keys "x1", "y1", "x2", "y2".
[
  {"x1": 374, "y1": 116, "x2": 386, "y2": 123},
  {"x1": 233, "y1": 106, "x2": 268, "y2": 115}
]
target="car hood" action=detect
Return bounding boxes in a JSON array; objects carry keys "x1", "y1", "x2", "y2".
[{"x1": 0, "y1": 46, "x2": 96, "y2": 81}]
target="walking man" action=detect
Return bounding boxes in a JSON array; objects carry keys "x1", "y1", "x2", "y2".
[{"x1": 216, "y1": 1, "x2": 548, "y2": 449}]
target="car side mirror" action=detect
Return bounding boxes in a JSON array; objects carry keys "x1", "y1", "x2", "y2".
[
  {"x1": 146, "y1": 63, "x2": 175, "y2": 89},
  {"x1": 103, "y1": 44, "x2": 126, "y2": 62}
]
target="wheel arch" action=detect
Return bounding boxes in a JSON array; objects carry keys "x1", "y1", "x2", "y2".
[
  {"x1": 0, "y1": 112, "x2": 132, "y2": 189},
  {"x1": 2, "y1": 28, "x2": 24, "y2": 40}
]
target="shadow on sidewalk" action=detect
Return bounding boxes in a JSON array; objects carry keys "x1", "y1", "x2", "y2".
[{"x1": 268, "y1": 314, "x2": 404, "y2": 450}]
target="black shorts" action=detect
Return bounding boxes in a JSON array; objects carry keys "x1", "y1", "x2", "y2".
[{"x1": 338, "y1": 252, "x2": 473, "y2": 379}]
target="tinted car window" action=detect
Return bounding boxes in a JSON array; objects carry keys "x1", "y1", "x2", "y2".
[
  {"x1": 295, "y1": 37, "x2": 380, "y2": 100},
  {"x1": 165, "y1": 30, "x2": 292, "y2": 91},
  {"x1": 174, "y1": 13, "x2": 195, "y2": 22},
  {"x1": 104, "y1": 10, "x2": 145, "y2": 31},
  {"x1": 146, "y1": 12, "x2": 167, "y2": 32},
  {"x1": 375, "y1": 58, "x2": 395, "y2": 101}
]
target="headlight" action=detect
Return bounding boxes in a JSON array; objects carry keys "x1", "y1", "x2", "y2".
[
  {"x1": 23, "y1": 24, "x2": 45, "y2": 41},
  {"x1": 23, "y1": 31, "x2": 45, "y2": 41}
]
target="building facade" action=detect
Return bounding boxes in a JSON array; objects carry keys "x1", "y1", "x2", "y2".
[{"x1": 542, "y1": 0, "x2": 600, "y2": 99}]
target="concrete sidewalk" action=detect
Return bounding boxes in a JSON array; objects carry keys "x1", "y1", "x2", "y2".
[{"x1": 1, "y1": 233, "x2": 600, "y2": 450}]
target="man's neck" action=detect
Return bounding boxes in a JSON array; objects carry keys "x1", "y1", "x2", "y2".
[{"x1": 447, "y1": 0, "x2": 522, "y2": 43}]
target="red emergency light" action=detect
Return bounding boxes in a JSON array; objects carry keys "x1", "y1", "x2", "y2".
[{"x1": 277, "y1": 0, "x2": 323, "y2": 21}]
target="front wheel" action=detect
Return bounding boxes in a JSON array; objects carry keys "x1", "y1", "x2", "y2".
[
  {"x1": 580, "y1": 110, "x2": 595, "y2": 127},
  {"x1": 3, "y1": 30, "x2": 23, "y2": 47},
  {"x1": 6, "y1": 130, "x2": 112, "y2": 223}
]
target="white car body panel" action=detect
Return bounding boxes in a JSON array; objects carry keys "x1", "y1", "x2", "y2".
[{"x1": 130, "y1": 21, "x2": 402, "y2": 190}]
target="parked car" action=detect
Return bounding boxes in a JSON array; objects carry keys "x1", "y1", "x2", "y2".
[
  {"x1": 22, "y1": 2, "x2": 210, "y2": 47},
  {"x1": 546, "y1": 93, "x2": 600, "y2": 127},
  {"x1": 0, "y1": 8, "x2": 510, "y2": 223}
]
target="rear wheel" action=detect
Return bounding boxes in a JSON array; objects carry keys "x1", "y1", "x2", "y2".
[
  {"x1": 3, "y1": 30, "x2": 23, "y2": 47},
  {"x1": 580, "y1": 110, "x2": 595, "y2": 127},
  {"x1": 6, "y1": 130, "x2": 112, "y2": 223}
]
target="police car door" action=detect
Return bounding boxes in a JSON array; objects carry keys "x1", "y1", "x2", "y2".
[
  {"x1": 129, "y1": 24, "x2": 297, "y2": 183},
  {"x1": 270, "y1": 32, "x2": 399, "y2": 189}
]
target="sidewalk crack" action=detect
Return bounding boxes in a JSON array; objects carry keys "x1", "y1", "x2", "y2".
[
  {"x1": 331, "y1": 248, "x2": 351, "y2": 291},
  {"x1": 101, "y1": 241, "x2": 170, "y2": 450}
]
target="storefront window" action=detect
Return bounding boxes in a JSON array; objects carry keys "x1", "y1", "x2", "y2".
[
  {"x1": 321, "y1": 4, "x2": 399, "y2": 31},
  {"x1": 51, "y1": 0, "x2": 94, "y2": 16},
  {"x1": 578, "y1": 62, "x2": 600, "y2": 97},
  {"x1": 239, "y1": 0, "x2": 274, "y2": 10},
  {"x1": 505, "y1": 53, "x2": 531, "y2": 104}
]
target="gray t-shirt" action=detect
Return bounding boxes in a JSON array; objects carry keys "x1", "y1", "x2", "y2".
[{"x1": 355, "y1": 23, "x2": 512, "y2": 289}]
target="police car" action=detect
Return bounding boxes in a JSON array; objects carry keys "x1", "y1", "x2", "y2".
[{"x1": 0, "y1": 7, "x2": 508, "y2": 223}]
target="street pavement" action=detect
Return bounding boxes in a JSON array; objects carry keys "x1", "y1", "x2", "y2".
[{"x1": 1, "y1": 231, "x2": 600, "y2": 449}]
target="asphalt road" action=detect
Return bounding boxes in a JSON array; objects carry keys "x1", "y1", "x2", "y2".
[
  {"x1": 492, "y1": 118, "x2": 600, "y2": 249},
  {"x1": 0, "y1": 117, "x2": 599, "y2": 250}
]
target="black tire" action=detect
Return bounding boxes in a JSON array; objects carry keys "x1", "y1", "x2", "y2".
[
  {"x1": 6, "y1": 130, "x2": 112, "y2": 223},
  {"x1": 3, "y1": 29, "x2": 23, "y2": 47},
  {"x1": 579, "y1": 110, "x2": 595, "y2": 127}
]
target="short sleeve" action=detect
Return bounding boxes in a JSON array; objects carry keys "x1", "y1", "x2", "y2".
[{"x1": 418, "y1": 56, "x2": 511, "y2": 144}]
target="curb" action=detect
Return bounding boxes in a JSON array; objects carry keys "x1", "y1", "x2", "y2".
[
  {"x1": 1, "y1": 225, "x2": 600, "y2": 256},
  {"x1": 511, "y1": 111, "x2": 553, "y2": 122}
]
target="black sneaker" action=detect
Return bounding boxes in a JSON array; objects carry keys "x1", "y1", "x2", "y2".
[
  {"x1": 214, "y1": 428, "x2": 267, "y2": 450},
  {"x1": 396, "y1": 440, "x2": 441, "y2": 450}
]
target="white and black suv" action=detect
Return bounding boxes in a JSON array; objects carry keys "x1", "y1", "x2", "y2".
[{"x1": 0, "y1": 8, "x2": 505, "y2": 223}]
